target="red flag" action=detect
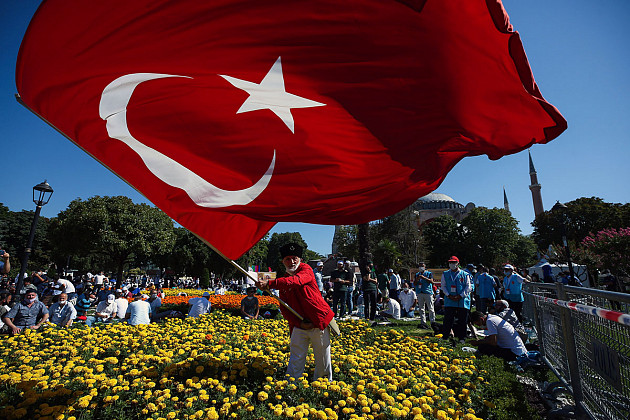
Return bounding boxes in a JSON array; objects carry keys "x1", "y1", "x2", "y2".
[{"x1": 16, "y1": 0, "x2": 566, "y2": 259}]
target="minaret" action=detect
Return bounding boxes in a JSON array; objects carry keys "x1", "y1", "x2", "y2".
[
  {"x1": 332, "y1": 225, "x2": 341, "y2": 255},
  {"x1": 503, "y1": 187, "x2": 510, "y2": 214},
  {"x1": 528, "y1": 150, "x2": 544, "y2": 217}
]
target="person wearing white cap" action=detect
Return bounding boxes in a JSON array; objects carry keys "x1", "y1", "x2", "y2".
[
  {"x1": 114, "y1": 290, "x2": 129, "y2": 319},
  {"x1": 87, "y1": 294, "x2": 117, "y2": 326},
  {"x1": 313, "y1": 261, "x2": 324, "y2": 295},
  {"x1": 126, "y1": 294, "x2": 152, "y2": 325},
  {"x1": 502, "y1": 264, "x2": 525, "y2": 321},
  {"x1": 188, "y1": 292, "x2": 212, "y2": 318}
]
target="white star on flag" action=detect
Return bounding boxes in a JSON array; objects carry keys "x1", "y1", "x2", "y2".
[{"x1": 219, "y1": 57, "x2": 326, "y2": 133}]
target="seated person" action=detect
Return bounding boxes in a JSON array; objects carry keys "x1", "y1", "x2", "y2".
[
  {"x1": 48, "y1": 293, "x2": 77, "y2": 327},
  {"x1": 114, "y1": 291, "x2": 129, "y2": 320},
  {"x1": 469, "y1": 311, "x2": 527, "y2": 361},
  {"x1": 148, "y1": 292, "x2": 162, "y2": 319},
  {"x1": 86, "y1": 294, "x2": 117, "y2": 326},
  {"x1": 492, "y1": 300, "x2": 527, "y2": 342},
  {"x1": 379, "y1": 296, "x2": 401, "y2": 320},
  {"x1": 56, "y1": 277, "x2": 77, "y2": 302},
  {"x1": 188, "y1": 291, "x2": 212, "y2": 317},
  {"x1": 399, "y1": 282, "x2": 417, "y2": 318},
  {"x1": 2, "y1": 288, "x2": 49, "y2": 334},
  {"x1": 434, "y1": 291, "x2": 445, "y2": 315},
  {"x1": 126, "y1": 294, "x2": 152, "y2": 326},
  {"x1": 0, "y1": 292, "x2": 12, "y2": 333},
  {"x1": 240, "y1": 287, "x2": 260, "y2": 319},
  {"x1": 75, "y1": 290, "x2": 95, "y2": 320}
]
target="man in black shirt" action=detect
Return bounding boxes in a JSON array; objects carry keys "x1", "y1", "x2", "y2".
[{"x1": 331, "y1": 261, "x2": 350, "y2": 318}]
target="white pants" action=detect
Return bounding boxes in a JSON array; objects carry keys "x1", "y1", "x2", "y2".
[
  {"x1": 287, "y1": 327, "x2": 332, "y2": 381},
  {"x1": 417, "y1": 293, "x2": 435, "y2": 324}
]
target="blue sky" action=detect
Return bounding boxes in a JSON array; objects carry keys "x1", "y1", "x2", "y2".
[{"x1": 1, "y1": 1, "x2": 629, "y2": 257}]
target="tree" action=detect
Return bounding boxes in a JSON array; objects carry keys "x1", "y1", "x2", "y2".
[
  {"x1": 0, "y1": 203, "x2": 10, "y2": 235},
  {"x1": 200, "y1": 268, "x2": 210, "y2": 288},
  {"x1": 237, "y1": 234, "x2": 269, "y2": 271},
  {"x1": 302, "y1": 248, "x2": 324, "y2": 263},
  {"x1": 0, "y1": 207, "x2": 52, "y2": 277},
  {"x1": 358, "y1": 223, "x2": 372, "y2": 274},
  {"x1": 49, "y1": 196, "x2": 175, "y2": 286},
  {"x1": 373, "y1": 239, "x2": 401, "y2": 272},
  {"x1": 266, "y1": 232, "x2": 307, "y2": 274},
  {"x1": 459, "y1": 207, "x2": 520, "y2": 268},
  {"x1": 576, "y1": 228, "x2": 630, "y2": 278},
  {"x1": 164, "y1": 228, "x2": 214, "y2": 278},
  {"x1": 371, "y1": 207, "x2": 424, "y2": 267},
  {"x1": 332, "y1": 225, "x2": 358, "y2": 259},
  {"x1": 532, "y1": 197, "x2": 630, "y2": 250},
  {"x1": 422, "y1": 215, "x2": 461, "y2": 267},
  {"x1": 511, "y1": 235, "x2": 538, "y2": 268}
]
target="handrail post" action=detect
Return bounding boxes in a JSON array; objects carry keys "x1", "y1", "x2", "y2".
[
  {"x1": 530, "y1": 285, "x2": 544, "y2": 357},
  {"x1": 556, "y1": 282, "x2": 584, "y2": 409}
]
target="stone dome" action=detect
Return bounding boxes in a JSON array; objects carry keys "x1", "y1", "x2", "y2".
[{"x1": 414, "y1": 192, "x2": 464, "y2": 210}]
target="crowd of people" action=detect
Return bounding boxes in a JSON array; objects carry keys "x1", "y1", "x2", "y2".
[
  {"x1": 308, "y1": 255, "x2": 542, "y2": 361},
  {"x1": 0, "y1": 260, "x2": 273, "y2": 335},
  {"x1": 0, "y1": 239, "x2": 580, "y2": 366}
]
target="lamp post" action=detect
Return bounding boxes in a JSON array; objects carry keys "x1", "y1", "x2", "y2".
[
  {"x1": 15, "y1": 181, "x2": 53, "y2": 296},
  {"x1": 551, "y1": 201, "x2": 575, "y2": 283}
]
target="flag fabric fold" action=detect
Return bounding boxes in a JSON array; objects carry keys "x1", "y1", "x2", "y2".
[{"x1": 16, "y1": 0, "x2": 566, "y2": 259}]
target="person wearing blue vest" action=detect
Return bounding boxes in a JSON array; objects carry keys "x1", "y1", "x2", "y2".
[
  {"x1": 440, "y1": 256, "x2": 472, "y2": 341},
  {"x1": 502, "y1": 264, "x2": 525, "y2": 321},
  {"x1": 475, "y1": 265, "x2": 496, "y2": 313},
  {"x1": 414, "y1": 262, "x2": 435, "y2": 329}
]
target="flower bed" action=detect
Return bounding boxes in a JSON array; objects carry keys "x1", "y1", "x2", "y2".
[
  {"x1": 162, "y1": 289, "x2": 209, "y2": 297},
  {"x1": 0, "y1": 313, "x2": 487, "y2": 420},
  {"x1": 162, "y1": 294, "x2": 280, "y2": 311}
]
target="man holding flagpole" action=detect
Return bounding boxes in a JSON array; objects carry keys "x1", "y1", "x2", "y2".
[{"x1": 255, "y1": 243, "x2": 334, "y2": 381}]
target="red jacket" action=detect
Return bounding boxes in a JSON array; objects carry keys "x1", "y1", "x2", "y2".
[{"x1": 269, "y1": 262, "x2": 334, "y2": 334}]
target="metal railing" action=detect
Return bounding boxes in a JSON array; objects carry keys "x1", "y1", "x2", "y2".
[{"x1": 524, "y1": 283, "x2": 630, "y2": 420}]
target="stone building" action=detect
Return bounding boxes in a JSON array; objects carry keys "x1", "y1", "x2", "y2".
[
  {"x1": 411, "y1": 192, "x2": 475, "y2": 230},
  {"x1": 331, "y1": 192, "x2": 475, "y2": 252}
]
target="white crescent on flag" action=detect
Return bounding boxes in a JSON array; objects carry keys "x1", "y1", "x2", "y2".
[{"x1": 99, "y1": 73, "x2": 276, "y2": 208}]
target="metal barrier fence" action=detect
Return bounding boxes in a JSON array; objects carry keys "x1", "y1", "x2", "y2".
[{"x1": 524, "y1": 283, "x2": 630, "y2": 420}]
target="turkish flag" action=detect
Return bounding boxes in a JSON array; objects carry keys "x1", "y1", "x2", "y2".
[{"x1": 16, "y1": 0, "x2": 566, "y2": 259}]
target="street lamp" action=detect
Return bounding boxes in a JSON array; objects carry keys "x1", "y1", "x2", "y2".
[
  {"x1": 15, "y1": 181, "x2": 53, "y2": 296},
  {"x1": 551, "y1": 201, "x2": 576, "y2": 284}
]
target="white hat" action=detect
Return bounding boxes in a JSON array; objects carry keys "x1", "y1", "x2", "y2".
[
  {"x1": 317, "y1": 262, "x2": 324, "y2": 267},
  {"x1": 504, "y1": 264, "x2": 514, "y2": 270},
  {"x1": 107, "y1": 295, "x2": 115, "y2": 302},
  {"x1": 388, "y1": 269, "x2": 394, "y2": 273},
  {"x1": 141, "y1": 294, "x2": 149, "y2": 299}
]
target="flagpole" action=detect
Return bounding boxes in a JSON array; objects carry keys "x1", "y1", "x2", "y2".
[
  {"x1": 14, "y1": 94, "x2": 307, "y2": 323},
  {"x1": 222, "y1": 256, "x2": 305, "y2": 321}
]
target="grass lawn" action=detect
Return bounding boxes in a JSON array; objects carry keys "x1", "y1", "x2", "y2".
[{"x1": 369, "y1": 315, "x2": 553, "y2": 420}]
